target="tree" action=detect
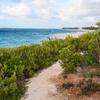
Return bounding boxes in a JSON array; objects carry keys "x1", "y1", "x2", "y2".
[{"x1": 96, "y1": 22, "x2": 100, "y2": 28}]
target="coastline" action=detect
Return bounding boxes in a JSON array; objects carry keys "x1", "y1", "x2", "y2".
[
  {"x1": 51, "y1": 31, "x2": 87, "y2": 39},
  {"x1": 0, "y1": 30, "x2": 91, "y2": 49},
  {"x1": 0, "y1": 29, "x2": 99, "y2": 100},
  {"x1": 0, "y1": 29, "x2": 81, "y2": 48}
]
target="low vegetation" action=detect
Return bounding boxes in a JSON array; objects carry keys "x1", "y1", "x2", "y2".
[
  {"x1": 58, "y1": 30, "x2": 100, "y2": 99},
  {"x1": 59, "y1": 30, "x2": 100, "y2": 72},
  {"x1": 0, "y1": 39, "x2": 64, "y2": 100},
  {"x1": 0, "y1": 30, "x2": 100, "y2": 100}
]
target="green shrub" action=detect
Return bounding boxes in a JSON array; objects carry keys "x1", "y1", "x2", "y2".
[
  {"x1": 0, "y1": 30, "x2": 100, "y2": 99},
  {"x1": 0, "y1": 39, "x2": 63, "y2": 99},
  {"x1": 59, "y1": 31, "x2": 100, "y2": 73},
  {"x1": 59, "y1": 45, "x2": 82, "y2": 72}
]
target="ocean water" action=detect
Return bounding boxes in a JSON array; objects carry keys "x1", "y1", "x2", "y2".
[{"x1": 0, "y1": 28, "x2": 81, "y2": 48}]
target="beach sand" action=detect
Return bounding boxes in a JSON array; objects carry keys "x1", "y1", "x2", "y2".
[
  {"x1": 21, "y1": 62, "x2": 63, "y2": 100},
  {"x1": 51, "y1": 31, "x2": 87, "y2": 39}
]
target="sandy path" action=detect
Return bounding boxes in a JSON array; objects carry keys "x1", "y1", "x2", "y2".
[{"x1": 22, "y1": 62, "x2": 63, "y2": 100}]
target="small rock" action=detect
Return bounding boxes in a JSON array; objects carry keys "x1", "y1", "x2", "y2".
[
  {"x1": 64, "y1": 96, "x2": 68, "y2": 100},
  {"x1": 76, "y1": 67, "x2": 82, "y2": 73}
]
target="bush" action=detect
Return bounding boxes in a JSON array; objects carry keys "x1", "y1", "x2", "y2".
[
  {"x1": 59, "y1": 41, "x2": 82, "y2": 72},
  {"x1": 0, "y1": 39, "x2": 63, "y2": 100},
  {"x1": 79, "y1": 31, "x2": 100, "y2": 66},
  {"x1": 59, "y1": 31, "x2": 100, "y2": 73},
  {"x1": 0, "y1": 30, "x2": 100, "y2": 99}
]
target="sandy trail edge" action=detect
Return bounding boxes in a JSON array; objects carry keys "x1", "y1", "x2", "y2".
[{"x1": 21, "y1": 62, "x2": 63, "y2": 100}]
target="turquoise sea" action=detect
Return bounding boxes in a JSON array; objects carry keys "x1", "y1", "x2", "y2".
[{"x1": 0, "y1": 28, "x2": 81, "y2": 48}]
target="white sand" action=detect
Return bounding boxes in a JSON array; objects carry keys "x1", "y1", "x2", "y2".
[
  {"x1": 22, "y1": 62, "x2": 63, "y2": 100},
  {"x1": 51, "y1": 31, "x2": 87, "y2": 39}
]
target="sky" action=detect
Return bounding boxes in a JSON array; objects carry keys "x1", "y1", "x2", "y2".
[{"x1": 0, "y1": 0, "x2": 100, "y2": 28}]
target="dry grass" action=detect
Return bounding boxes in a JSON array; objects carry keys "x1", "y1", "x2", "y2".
[{"x1": 50, "y1": 66, "x2": 100, "y2": 100}]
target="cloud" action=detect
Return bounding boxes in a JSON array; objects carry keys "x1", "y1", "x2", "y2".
[
  {"x1": 58, "y1": 0, "x2": 100, "y2": 26},
  {"x1": 32, "y1": 0, "x2": 58, "y2": 19},
  {"x1": 0, "y1": 0, "x2": 100, "y2": 27},
  {"x1": 0, "y1": 3, "x2": 31, "y2": 17},
  {"x1": 32, "y1": 0, "x2": 100, "y2": 26}
]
